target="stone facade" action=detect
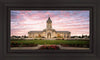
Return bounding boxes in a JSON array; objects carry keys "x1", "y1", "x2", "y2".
[{"x1": 28, "y1": 17, "x2": 71, "y2": 39}]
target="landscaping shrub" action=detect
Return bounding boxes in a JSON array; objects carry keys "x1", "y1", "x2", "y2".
[
  {"x1": 11, "y1": 41, "x2": 20, "y2": 47},
  {"x1": 11, "y1": 40, "x2": 37, "y2": 47},
  {"x1": 10, "y1": 39, "x2": 89, "y2": 48}
]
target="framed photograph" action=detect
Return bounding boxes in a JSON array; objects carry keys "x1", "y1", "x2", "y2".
[
  {"x1": 10, "y1": 9, "x2": 90, "y2": 51},
  {"x1": 0, "y1": 0, "x2": 99, "y2": 60}
]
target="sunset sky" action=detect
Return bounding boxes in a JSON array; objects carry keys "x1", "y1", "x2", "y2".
[{"x1": 11, "y1": 10, "x2": 89, "y2": 36}]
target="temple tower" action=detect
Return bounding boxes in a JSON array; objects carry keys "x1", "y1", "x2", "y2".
[{"x1": 47, "y1": 17, "x2": 52, "y2": 29}]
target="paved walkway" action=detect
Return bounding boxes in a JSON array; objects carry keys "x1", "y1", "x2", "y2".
[
  {"x1": 11, "y1": 45, "x2": 89, "y2": 50},
  {"x1": 58, "y1": 45, "x2": 89, "y2": 50}
]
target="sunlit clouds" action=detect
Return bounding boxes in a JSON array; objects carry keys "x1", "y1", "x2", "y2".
[{"x1": 11, "y1": 10, "x2": 89, "y2": 36}]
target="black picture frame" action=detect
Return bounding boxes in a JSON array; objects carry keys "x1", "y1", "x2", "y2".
[
  {"x1": 8, "y1": 8, "x2": 92, "y2": 53},
  {"x1": 0, "y1": 0, "x2": 99, "y2": 60}
]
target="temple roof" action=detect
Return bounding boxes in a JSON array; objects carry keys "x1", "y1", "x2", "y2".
[
  {"x1": 56, "y1": 31, "x2": 71, "y2": 33},
  {"x1": 47, "y1": 17, "x2": 52, "y2": 23},
  {"x1": 28, "y1": 31, "x2": 42, "y2": 34}
]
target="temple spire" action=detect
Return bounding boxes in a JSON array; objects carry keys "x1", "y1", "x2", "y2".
[
  {"x1": 47, "y1": 15, "x2": 52, "y2": 29},
  {"x1": 47, "y1": 15, "x2": 52, "y2": 23}
]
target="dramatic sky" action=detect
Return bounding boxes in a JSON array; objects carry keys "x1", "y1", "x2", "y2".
[{"x1": 11, "y1": 10, "x2": 89, "y2": 36}]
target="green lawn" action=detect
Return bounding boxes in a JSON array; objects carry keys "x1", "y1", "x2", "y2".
[{"x1": 11, "y1": 40, "x2": 89, "y2": 45}]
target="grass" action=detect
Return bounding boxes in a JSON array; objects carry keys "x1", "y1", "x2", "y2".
[{"x1": 11, "y1": 40, "x2": 89, "y2": 45}]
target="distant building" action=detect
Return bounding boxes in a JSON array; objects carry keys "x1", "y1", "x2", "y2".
[{"x1": 28, "y1": 17, "x2": 71, "y2": 39}]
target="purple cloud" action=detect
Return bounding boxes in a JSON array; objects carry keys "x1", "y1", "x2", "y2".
[{"x1": 11, "y1": 10, "x2": 89, "y2": 36}]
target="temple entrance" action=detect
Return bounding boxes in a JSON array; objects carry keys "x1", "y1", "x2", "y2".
[{"x1": 47, "y1": 32, "x2": 51, "y2": 38}]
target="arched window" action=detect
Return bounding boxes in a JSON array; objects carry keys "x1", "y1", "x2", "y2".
[
  {"x1": 57, "y1": 34, "x2": 60, "y2": 37},
  {"x1": 38, "y1": 34, "x2": 41, "y2": 37},
  {"x1": 47, "y1": 32, "x2": 51, "y2": 38}
]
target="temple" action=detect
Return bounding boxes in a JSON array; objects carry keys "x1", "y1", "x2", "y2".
[{"x1": 28, "y1": 17, "x2": 71, "y2": 39}]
